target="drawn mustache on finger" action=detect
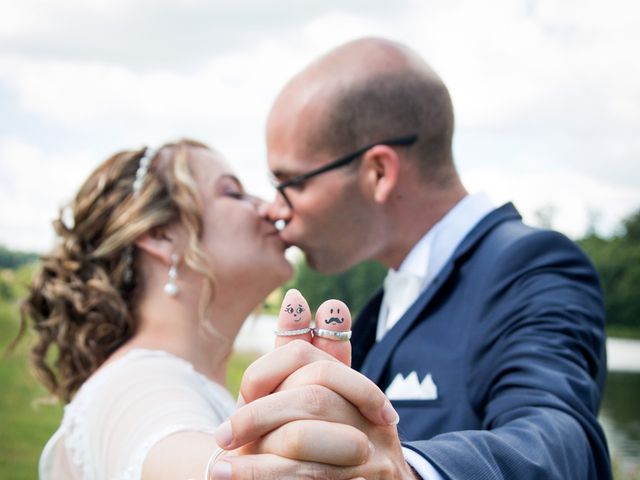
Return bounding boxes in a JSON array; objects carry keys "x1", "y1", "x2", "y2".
[{"x1": 324, "y1": 317, "x2": 344, "y2": 325}]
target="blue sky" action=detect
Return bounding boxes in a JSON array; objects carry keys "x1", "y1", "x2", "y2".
[{"x1": 1, "y1": 0, "x2": 639, "y2": 251}]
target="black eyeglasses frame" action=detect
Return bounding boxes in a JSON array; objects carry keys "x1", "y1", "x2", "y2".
[{"x1": 272, "y1": 134, "x2": 418, "y2": 207}]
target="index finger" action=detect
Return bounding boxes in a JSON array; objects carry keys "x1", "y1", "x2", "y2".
[
  {"x1": 240, "y1": 340, "x2": 340, "y2": 405},
  {"x1": 275, "y1": 289, "x2": 312, "y2": 348},
  {"x1": 311, "y1": 299, "x2": 352, "y2": 367}
]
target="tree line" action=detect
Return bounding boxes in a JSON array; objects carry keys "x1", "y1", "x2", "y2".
[{"x1": 578, "y1": 210, "x2": 640, "y2": 335}]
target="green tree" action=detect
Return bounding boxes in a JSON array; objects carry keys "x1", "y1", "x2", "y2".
[
  {"x1": 287, "y1": 259, "x2": 386, "y2": 316},
  {"x1": 0, "y1": 275, "x2": 13, "y2": 301},
  {"x1": 0, "y1": 245, "x2": 38, "y2": 270},
  {"x1": 579, "y1": 209, "x2": 640, "y2": 334},
  {"x1": 622, "y1": 210, "x2": 640, "y2": 242}
]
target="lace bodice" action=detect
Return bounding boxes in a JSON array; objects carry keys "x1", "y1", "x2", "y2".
[{"x1": 39, "y1": 349, "x2": 235, "y2": 480}]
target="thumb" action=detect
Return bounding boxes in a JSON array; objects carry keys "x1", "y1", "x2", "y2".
[
  {"x1": 274, "y1": 289, "x2": 312, "y2": 349},
  {"x1": 312, "y1": 299, "x2": 352, "y2": 367}
]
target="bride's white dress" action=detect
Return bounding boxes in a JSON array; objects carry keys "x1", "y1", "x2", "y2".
[{"x1": 39, "y1": 349, "x2": 235, "y2": 480}]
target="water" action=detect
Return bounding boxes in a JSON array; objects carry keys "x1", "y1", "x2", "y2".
[
  {"x1": 235, "y1": 318, "x2": 640, "y2": 478},
  {"x1": 601, "y1": 371, "x2": 640, "y2": 478}
]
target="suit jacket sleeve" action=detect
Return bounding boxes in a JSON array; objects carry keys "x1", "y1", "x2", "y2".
[{"x1": 403, "y1": 229, "x2": 611, "y2": 480}]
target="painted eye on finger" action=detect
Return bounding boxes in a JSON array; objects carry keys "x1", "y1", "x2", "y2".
[{"x1": 283, "y1": 303, "x2": 305, "y2": 321}]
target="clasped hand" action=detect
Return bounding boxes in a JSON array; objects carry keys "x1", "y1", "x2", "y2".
[{"x1": 211, "y1": 290, "x2": 418, "y2": 479}]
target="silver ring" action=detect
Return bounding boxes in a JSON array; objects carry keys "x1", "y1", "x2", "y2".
[
  {"x1": 313, "y1": 328, "x2": 352, "y2": 341},
  {"x1": 204, "y1": 447, "x2": 225, "y2": 480},
  {"x1": 274, "y1": 327, "x2": 312, "y2": 336}
]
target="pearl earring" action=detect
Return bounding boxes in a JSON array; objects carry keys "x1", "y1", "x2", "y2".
[{"x1": 164, "y1": 254, "x2": 179, "y2": 296}]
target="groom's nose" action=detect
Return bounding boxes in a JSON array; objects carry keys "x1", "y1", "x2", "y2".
[{"x1": 266, "y1": 193, "x2": 292, "y2": 227}]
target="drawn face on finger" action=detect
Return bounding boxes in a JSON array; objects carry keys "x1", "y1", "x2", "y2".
[
  {"x1": 320, "y1": 302, "x2": 345, "y2": 325},
  {"x1": 283, "y1": 302, "x2": 306, "y2": 322},
  {"x1": 323, "y1": 306, "x2": 345, "y2": 326},
  {"x1": 314, "y1": 299, "x2": 351, "y2": 330}
]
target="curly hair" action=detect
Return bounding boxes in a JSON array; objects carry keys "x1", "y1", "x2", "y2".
[{"x1": 18, "y1": 139, "x2": 218, "y2": 402}]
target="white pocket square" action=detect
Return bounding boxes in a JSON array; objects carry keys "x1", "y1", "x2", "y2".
[{"x1": 385, "y1": 371, "x2": 438, "y2": 400}]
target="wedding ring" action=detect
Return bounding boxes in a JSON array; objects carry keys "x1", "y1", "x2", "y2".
[
  {"x1": 204, "y1": 447, "x2": 225, "y2": 480},
  {"x1": 312, "y1": 328, "x2": 352, "y2": 341},
  {"x1": 274, "y1": 327, "x2": 312, "y2": 336}
]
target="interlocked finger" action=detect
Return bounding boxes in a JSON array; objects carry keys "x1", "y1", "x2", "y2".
[
  {"x1": 275, "y1": 359, "x2": 399, "y2": 427},
  {"x1": 239, "y1": 340, "x2": 340, "y2": 406},
  {"x1": 216, "y1": 385, "x2": 366, "y2": 450},
  {"x1": 252, "y1": 419, "x2": 372, "y2": 466},
  {"x1": 209, "y1": 453, "x2": 375, "y2": 480}
]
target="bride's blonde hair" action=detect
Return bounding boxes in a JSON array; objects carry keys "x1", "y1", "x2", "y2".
[{"x1": 19, "y1": 139, "x2": 217, "y2": 402}]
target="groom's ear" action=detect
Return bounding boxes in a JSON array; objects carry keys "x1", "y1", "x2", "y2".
[{"x1": 360, "y1": 145, "x2": 400, "y2": 204}]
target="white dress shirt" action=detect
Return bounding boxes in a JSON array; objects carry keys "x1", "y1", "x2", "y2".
[
  {"x1": 377, "y1": 192, "x2": 495, "y2": 339},
  {"x1": 378, "y1": 193, "x2": 495, "y2": 479}
]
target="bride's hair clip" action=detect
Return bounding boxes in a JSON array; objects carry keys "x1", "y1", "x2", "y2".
[
  {"x1": 132, "y1": 147, "x2": 156, "y2": 197},
  {"x1": 123, "y1": 146, "x2": 157, "y2": 287}
]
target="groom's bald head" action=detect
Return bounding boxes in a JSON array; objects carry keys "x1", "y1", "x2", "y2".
[{"x1": 268, "y1": 37, "x2": 456, "y2": 184}]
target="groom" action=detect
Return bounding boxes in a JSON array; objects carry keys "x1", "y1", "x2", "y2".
[{"x1": 213, "y1": 37, "x2": 611, "y2": 479}]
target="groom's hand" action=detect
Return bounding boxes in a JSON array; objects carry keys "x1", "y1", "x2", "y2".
[{"x1": 211, "y1": 290, "x2": 418, "y2": 479}]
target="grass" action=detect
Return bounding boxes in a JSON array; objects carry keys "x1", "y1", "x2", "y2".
[{"x1": 0, "y1": 302, "x2": 62, "y2": 479}]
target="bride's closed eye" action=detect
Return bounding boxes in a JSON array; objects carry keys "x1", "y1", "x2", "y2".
[
  {"x1": 224, "y1": 190, "x2": 247, "y2": 200},
  {"x1": 218, "y1": 176, "x2": 264, "y2": 209},
  {"x1": 218, "y1": 175, "x2": 247, "y2": 199}
]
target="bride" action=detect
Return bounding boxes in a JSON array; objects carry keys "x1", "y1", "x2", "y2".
[{"x1": 19, "y1": 139, "x2": 293, "y2": 479}]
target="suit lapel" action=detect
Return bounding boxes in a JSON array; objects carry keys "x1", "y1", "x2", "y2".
[
  {"x1": 351, "y1": 291, "x2": 382, "y2": 371},
  {"x1": 355, "y1": 203, "x2": 521, "y2": 384},
  {"x1": 359, "y1": 261, "x2": 455, "y2": 382}
]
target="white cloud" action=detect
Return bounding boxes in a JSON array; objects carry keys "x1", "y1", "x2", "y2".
[
  {"x1": 0, "y1": 137, "x2": 95, "y2": 251},
  {"x1": 465, "y1": 166, "x2": 640, "y2": 238},
  {"x1": 0, "y1": 0, "x2": 414, "y2": 68}
]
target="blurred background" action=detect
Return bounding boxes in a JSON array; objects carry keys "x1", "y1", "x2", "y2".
[{"x1": 1, "y1": 0, "x2": 638, "y2": 478}]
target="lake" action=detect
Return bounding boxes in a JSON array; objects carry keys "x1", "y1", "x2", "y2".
[
  {"x1": 601, "y1": 371, "x2": 640, "y2": 478},
  {"x1": 236, "y1": 317, "x2": 640, "y2": 478}
]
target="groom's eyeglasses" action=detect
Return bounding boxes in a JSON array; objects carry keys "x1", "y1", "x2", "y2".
[{"x1": 271, "y1": 134, "x2": 418, "y2": 208}]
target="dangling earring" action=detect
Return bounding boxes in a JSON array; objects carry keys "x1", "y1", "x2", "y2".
[{"x1": 164, "y1": 253, "x2": 179, "y2": 296}]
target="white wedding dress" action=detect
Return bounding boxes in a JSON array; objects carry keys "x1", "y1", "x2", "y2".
[{"x1": 39, "y1": 349, "x2": 235, "y2": 480}]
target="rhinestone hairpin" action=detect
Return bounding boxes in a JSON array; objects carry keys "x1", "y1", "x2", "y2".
[{"x1": 132, "y1": 147, "x2": 156, "y2": 197}]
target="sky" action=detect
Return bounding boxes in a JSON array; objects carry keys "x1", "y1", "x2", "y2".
[{"x1": 1, "y1": 0, "x2": 639, "y2": 252}]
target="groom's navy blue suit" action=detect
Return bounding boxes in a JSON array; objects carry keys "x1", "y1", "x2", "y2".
[{"x1": 352, "y1": 203, "x2": 611, "y2": 479}]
